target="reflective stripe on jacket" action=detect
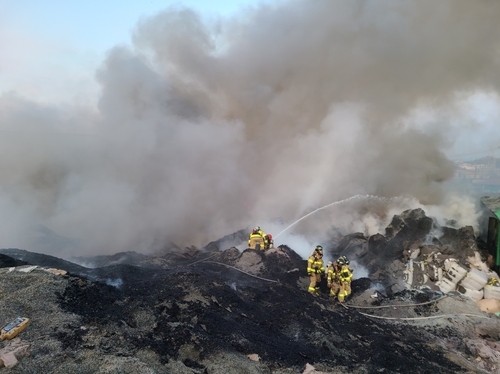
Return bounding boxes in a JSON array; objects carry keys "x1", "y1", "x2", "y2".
[
  {"x1": 248, "y1": 230, "x2": 268, "y2": 246},
  {"x1": 339, "y1": 265, "x2": 353, "y2": 283},
  {"x1": 307, "y1": 254, "x2": 324, "y2": 274},
  {"x1": 248, "y1": 233, "x2": 265, "y2": 246},
  {"x1": 327, "y1": 266, "x2": 338, "y2": 283}
]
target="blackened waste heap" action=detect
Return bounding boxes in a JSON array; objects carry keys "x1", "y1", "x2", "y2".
[{"x1": 0, "y1": 208, "x2": 499, "y2": 373}]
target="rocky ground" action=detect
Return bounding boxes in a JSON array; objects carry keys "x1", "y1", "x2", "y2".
[{"x1": 0, "y1": 209, "x2": 499, "y2": 373}]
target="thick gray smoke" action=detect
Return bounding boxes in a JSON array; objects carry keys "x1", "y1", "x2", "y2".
[{"x1": 1, "y1": 0, "x2": 499, "y2": 256}]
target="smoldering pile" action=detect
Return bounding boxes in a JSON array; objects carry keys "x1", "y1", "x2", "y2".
[
  {"x1": 328, "y1": 208, "x2": 500, "y2": 314},
  {"x1": 0, "y1": 248, "x2": 464, "y2": 373}
]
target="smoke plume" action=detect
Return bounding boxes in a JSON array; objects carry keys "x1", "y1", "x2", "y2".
[{"x1": 1, "y1": 0, "x2": 499, "y2": 256}]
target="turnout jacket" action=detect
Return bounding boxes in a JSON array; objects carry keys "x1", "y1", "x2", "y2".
[
  {"x1": 307, "y1": 253, "x2": 324, "y2": 275},
  {"x1": 327, "y1": 263, "x2": 341, "y2": 284},
  {"x1": 248, "y1": 229, "x2": 268, "y2": 247},
  {"x1": 338, "y1": 264, "x2": 353, "y2": 283}
]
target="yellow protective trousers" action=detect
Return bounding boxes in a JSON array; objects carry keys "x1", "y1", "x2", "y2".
[
  {"x1": 308, "y1": 273, "x2": 321, "y2": 295},
  {"x1": 338, "y1": 282, "x2": 351, "y2": 302},
  {"x1": 329, "y1": 281, "x2": 340, "y2": 298}
]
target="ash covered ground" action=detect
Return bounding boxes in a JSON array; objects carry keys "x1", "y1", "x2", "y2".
[{"x1": 0, "y1": 209, "x2": 499, "y2": 373}]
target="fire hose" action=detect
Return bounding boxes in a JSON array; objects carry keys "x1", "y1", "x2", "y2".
[
  {"x1": 342, "y1": 295, "x2": 490, "y2": 320},
  {"x1": 205, "y1": 261, "x2": 279, "y2": 283}
]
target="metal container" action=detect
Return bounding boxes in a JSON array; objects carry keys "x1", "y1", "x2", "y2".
[{"x1": 0, "y1": 317, "x2": 30, "y2": 341}]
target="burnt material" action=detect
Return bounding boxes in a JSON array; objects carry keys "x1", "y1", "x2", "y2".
[
  {"x1": 53, "y1": 252, "x2": 462, "y2": 373},
  {"x1": 0, "y1": 253, "x2": 27, "y2": 268}
]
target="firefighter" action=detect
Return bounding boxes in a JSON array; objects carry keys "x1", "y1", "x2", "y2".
[
  {"x1": 337, "y1": 257, "x2": 353, "y2": 303},
  {"x1": 307, "y1": 245, "x2": 325, "y2": 296},
  {"x1": 266, "y1": 233, "x2": 274, "y2": 249},
  {"x1": 341, "y1": 255, "x2": 354, "y2": 273},
  {"x1": 248, "y1": 226, "x2": 269, "y2": 250},
  {"x1": 327, "y1": 260, "x2": 341, "y2": 300},
  {"x1": 338, "y1": 255, "x2": 354, "y2": 277},
  {"x1": 255, "y1": 226, "x2": 265, "y2": 237}
]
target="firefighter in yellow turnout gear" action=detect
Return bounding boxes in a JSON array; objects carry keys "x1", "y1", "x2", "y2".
[
  {"x1": 327, "y1": 256, "x2": 353, "y2": 302},
  {"x1": 327, "y1": 260, "x2": 340, "y2": 299},
  {"x1": 307, "y1": 245, "x2": 325, "y2": 296},
  {"x1": 336, "y1": 257, "x2": 353, "y2": 302},
  {"x1": 248, "y1": 226, "x2": 270, "y2": 251}
]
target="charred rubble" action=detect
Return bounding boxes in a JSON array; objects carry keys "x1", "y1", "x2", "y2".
[
  {"x1": 329, "y1": 208, "x2": 498, "y2": 297},
  {"x1": 0, "y1": 209, "x2": 499, "y2": 373}
]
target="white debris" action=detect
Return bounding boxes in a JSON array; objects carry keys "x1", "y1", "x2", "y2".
[
  {"x1": 42, "y1": 268, "x2": 67, "y2": 276},
  {"x1": 302, "y1": 363, "x2": 330, "y2": 374},
  {"x1": 17, "y1": 266, "x2": 37, "y2": 273},
  {"x1": 404, "y1": 246, "x2": 500, "y2": 305},
  {"x1": 0, "y1": 338, "x2": 30, "y2": 369},
  {"x1": 247, "y1": 354, "x2": 260, "y2": 362}
]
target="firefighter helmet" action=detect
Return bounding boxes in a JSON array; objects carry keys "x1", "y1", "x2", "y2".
[
  {"x1": 315, "y1": 245, "x2": 323, "y2": 251},
  {"x1": 342, "y1": 255, "x2": 350, "y2": 265}
]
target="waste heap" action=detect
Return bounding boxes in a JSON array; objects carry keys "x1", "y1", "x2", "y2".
[{"x1": 330, "y1": 208, "x2": 500, "y2": 313}]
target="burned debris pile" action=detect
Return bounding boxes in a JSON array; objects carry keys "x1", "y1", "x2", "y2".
[
  {"x1": 0, "y1": 209, "x2": 500, "y2": 373},
  {"x1": 331, "y1": 208, "x2": 500, "y2": 309},
  {"x1": 0, "y1": 254, "x2": 26, "y2": 269}
]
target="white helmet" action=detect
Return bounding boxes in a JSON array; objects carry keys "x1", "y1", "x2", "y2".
[{"x1": 254, "y1": 226, "x2": 261, "y2": 231}]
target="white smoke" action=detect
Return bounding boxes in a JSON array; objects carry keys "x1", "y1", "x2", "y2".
[{"x1": 0, "y1": 1, "x2": 498, "y2": 257}]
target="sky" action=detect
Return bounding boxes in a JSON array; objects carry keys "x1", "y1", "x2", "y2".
[
  {"x1": 0, "y1": 0, "x2": 271, "y2": 103},
  {"x1": 1, "y1": 0, "x2": 500, "y2": 257}
]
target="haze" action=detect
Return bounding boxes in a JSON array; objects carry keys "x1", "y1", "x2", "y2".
[{"x1": 1, "y1": 0, "x2": 499, "y2": 256}]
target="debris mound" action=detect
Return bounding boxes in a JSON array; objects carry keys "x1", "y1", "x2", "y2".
[{"x1": 1, "y1": 210, "x2": 499, "y2": 373}]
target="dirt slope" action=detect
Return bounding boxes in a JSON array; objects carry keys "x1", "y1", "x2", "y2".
[{"x1": 0, "y1": 243, "x2": 497, "y2": 373}]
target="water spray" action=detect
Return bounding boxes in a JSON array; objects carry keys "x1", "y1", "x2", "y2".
[{"x1": 274, "y1": 194, "x2": 406, "y2": 239}]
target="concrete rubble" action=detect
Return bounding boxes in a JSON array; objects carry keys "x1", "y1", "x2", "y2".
[
  {"x1": 0, "y1": 338, "x2": 30, "y2": 369},
  {"x1": 302, "y1": 363, "x2": 330, "y2": 374},
  {"x1": 246, "y1": 353, "x2": 260, "y2": 361}
]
